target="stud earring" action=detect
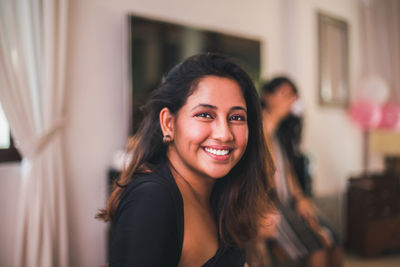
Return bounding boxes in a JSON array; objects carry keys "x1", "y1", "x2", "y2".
[{"x1": 163, "y1": 134, "x2": 172, "y2": 145}]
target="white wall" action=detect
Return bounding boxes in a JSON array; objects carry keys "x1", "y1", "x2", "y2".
[
  {"x1": 277, "y1": 0, "x2": 362, "y2": 197},
  {"x1": 279, "y1": 0, "x2": 366, "y2": 233},
  {"x1": 0, "y1": 0, "x2": 368, "y2": 266}
]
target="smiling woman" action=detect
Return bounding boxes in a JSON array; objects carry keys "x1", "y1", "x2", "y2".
[{"x1": 97, "y1": 54, "x2": 275, "y2": 267}]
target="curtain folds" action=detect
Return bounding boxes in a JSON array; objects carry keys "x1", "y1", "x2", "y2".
[
  {"x1": 358, "y1": 0, "x2": 400, "y2": 104},
  {"x1": 0, "y1": 0, "x2": 69, "y2": 267}
]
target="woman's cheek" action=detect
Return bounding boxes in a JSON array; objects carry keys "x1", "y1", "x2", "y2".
[{"x1": 233, "y1": 126, "x2": 249, "y2": 156}]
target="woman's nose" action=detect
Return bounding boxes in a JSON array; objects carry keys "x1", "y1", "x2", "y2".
[{"x1": 213, "y1": 119, "x2": 234, "y2": 142}]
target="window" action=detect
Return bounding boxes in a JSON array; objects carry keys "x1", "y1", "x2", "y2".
[{"x1": 0, "y1": 102, "x2": 21, "y2": 162}]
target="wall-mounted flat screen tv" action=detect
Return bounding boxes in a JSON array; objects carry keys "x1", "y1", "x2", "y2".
[{"x1": 129, "y1": 15, "x2": 261, "y2": 133}]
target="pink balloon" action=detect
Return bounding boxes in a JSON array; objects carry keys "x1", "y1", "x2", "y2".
[
  {"x1": 348, "y1": 101, "x2": 381, "y2": 130},
  {"x1": 378, "y1": 104, "x2": 400, "y2": 129}
]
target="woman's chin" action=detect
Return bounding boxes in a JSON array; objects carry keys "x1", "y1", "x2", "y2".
[{"x1": 204, "y1": 167, "x2": 232, "y2": 180}]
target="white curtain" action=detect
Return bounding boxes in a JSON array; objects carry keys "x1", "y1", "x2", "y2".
[
  {"x1": 358, "y1": 0, "x2": 400, "y2": 104},
  {"x1": 0, "y1": 0, "x2": 69, "y2": 267}
]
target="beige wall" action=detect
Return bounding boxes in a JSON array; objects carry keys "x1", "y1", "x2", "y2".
[
  {"x1": 0, "y1": 0, "x2": 375, "y2": 266},
  {"x1": 280, "y1": 0, "x2": 362, "y2": 197}
]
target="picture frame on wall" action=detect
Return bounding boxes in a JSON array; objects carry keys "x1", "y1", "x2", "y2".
[{"x1": 318, "y1": 12, "x2": 349, "y2": 107}]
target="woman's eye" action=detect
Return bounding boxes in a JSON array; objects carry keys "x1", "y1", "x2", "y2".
[
  {"x1": 230, "y1": 115, "x2": 246, "y2": 121},
  {"x1": 195, "y1": 113, "x2": 213, "y2": 119}
]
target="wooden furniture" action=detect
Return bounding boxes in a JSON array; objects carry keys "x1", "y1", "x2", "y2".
[{"x1": 346, "y1": 173, "x2": 400, "y2": 257}]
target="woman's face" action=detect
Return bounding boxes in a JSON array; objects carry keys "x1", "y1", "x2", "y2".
[
  {"x1": 264, "y1": 82, "x2": 297, "y2": 119},
  {"x1": 168, "y1": 75, "x2": 249, "y2": 181}
]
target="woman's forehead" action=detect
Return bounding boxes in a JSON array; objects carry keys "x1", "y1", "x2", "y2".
[{"x1": 186, "y1": 76, "x2": 246, "y2": 107}]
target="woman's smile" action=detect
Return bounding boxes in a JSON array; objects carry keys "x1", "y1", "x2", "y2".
[{"x1": 203, "y1": 145, "x2": 233, "y2": 161}]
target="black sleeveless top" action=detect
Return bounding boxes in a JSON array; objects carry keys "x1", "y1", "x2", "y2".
[{"x1": 109, "y1": 163, "x2": 245, "y2": 267}]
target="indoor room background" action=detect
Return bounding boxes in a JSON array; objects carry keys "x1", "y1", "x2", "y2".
[{"x1": 0, "y1": 0, "x2": 399, "y2": 266}]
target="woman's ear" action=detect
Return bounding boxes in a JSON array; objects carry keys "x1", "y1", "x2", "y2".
[{"x1": 159, "y1": 107, "x2": 175, "y2": 140}]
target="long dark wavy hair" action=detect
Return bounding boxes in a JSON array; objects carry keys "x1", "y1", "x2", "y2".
[{"x1": 97, "y1": 53, "x2": 275, "y2": 247}]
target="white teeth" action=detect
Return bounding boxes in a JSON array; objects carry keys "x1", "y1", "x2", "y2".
[{"x1": 204, "y1": 147, "x2": 229, "y2": 156}]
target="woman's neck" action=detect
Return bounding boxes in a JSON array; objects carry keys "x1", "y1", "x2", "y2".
[{"x1": 168, "y1": 159, "x2": 215, "y2": 207}]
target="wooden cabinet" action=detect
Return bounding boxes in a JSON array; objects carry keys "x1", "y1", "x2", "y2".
[{"x1": 346, "y1": 174, "x2": 400, "y2": 257}]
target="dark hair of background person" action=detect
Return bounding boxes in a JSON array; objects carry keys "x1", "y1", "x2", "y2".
[
  {"x1": 261, "y1": 77, "x2": 312, "y2": 196},
  {"x1": 260, "y1": 76, "x2": 298, "y2": 107},
  {"x1": 97, "y1": 53, "x2": 275, "y2": 246}
]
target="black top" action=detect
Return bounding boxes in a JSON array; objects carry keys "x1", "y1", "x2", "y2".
[{"x1": 109, "y1": 162, "x2": 245, "y2": 267}]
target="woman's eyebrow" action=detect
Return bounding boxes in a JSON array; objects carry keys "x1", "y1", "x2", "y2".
[
  {"x1": 231, "y1": 106, "x2": 247, "y2": 113},
  {"x1": 191, "y1": 104, "x2": 216, "y2": 111}
]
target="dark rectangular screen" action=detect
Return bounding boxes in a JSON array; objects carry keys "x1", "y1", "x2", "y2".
[{"x1": 130, "y1": 15, "x2": 261, "y2": 133}]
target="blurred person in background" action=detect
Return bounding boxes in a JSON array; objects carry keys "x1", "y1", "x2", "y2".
[{"x1": 258, "y1": 77, "x2": 343, "y2": 267}]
